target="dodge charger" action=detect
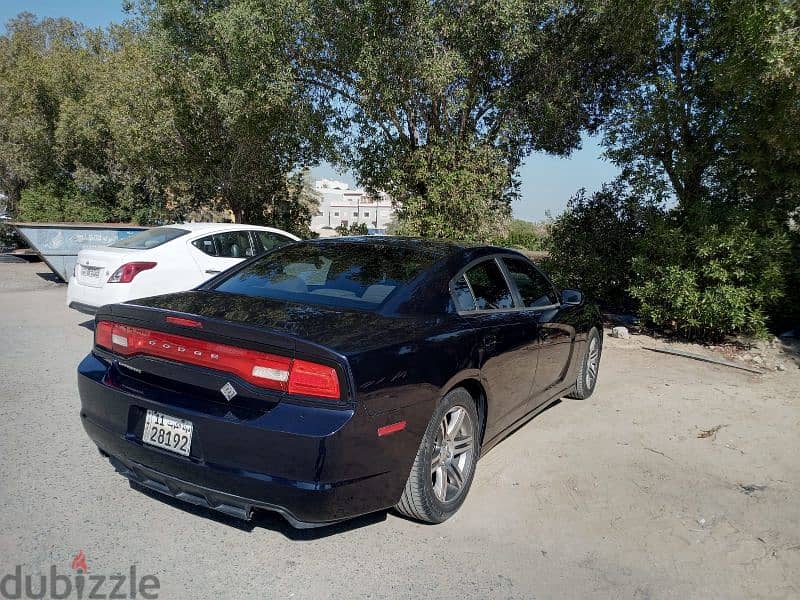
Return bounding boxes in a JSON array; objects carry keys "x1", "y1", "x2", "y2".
[{"x1": 77, "y1": 237, "x2": 602, "y2": 527}]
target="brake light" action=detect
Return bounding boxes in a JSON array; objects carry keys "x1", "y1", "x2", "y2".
[
  {"x1": 94, "y1": 321, "x2": 341, "y2": 399},
  {"x1": 165, "y1": 316, "x2": 202, "y2": 328},
  {"x1": 288, "y1": 359, "x2": 341, "y2": 399},
  {"x1": 107, "y1": 262, "x2": 157, "y2": 283},
  {"x1": 95, "y1": 321, "x2": 113, "y2": 350}
]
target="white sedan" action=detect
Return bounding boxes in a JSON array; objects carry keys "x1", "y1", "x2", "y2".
[{"x1": 67, "y1": 223, "x2": 299, "y2": 313}]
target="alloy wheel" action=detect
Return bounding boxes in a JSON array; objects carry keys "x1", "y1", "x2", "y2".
[
  {"x1": 586, "y1": 336, "x2": 600, "y2": 388},
  {"x1": 430, "y1": 405, "x2": 475, "y2": 503}
]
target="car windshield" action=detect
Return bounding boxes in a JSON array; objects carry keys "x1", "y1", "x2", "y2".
[
  {"x1": 211, "y1": 241, "x2": 442, "y2": 310},
  {"x1": 110, "y1": 227, "x2": 189, "y2": 249}
]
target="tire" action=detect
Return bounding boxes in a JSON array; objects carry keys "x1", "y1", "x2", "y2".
[
  {"x1": 567, "y1": 327, "x2": 602, "y2": 400},
  {"x1": 395, "y1": 387, "x2": 480, "y2": 524}
]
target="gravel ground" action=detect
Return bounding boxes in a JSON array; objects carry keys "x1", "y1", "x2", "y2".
[{"x1": 1, "y1": 261, "x2": 798, "y2": 599}]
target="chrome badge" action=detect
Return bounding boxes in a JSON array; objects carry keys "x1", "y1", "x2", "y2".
[{"x1": 220, "y1": 382, "x2": 237, "y2": 401}]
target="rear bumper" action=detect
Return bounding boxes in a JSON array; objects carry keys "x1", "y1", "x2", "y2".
[
  {"x1": 67, "y1": 277, "x2": 130, "y2": 311},
  {"x1": 78, "y1": 354, "x2": 421, "y2": 526}
]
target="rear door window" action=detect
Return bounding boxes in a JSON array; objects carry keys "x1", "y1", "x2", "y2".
[
  {"x1": 461, "y1": 259, "x2": 515, "y2": 310},
  {"x1": 192, "y1": 231, "x2": 254, "y2": 258},
  {"x1": 252, "y1": 231, "x2": 294, "y2": 254},
  {"x1": 502, "y1": 257, "x2": 558, "y2": 308}
]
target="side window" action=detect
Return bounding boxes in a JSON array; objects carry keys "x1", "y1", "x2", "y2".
[
  {"x1": 252, "y1": 231, "x2": 293, "y2": 254},
  {"x1": 462, "y1": 259, "x2": 515, "y2": 310},
  {"x1": 451, "y1": 275, "x2": 476, "y2": 311},
  {"x1": 192, "y1": 235, "x2": 218, "y2": 256},
  {"x1": 215, "y1": 231, "x2": 254, "y2": 258},
  {"x1": 503, "y1": 257, "x2": 558, "y2": 307}
]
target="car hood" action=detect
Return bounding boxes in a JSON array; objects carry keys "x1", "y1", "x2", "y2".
[{"x1": 123, "y1": 290, "x2": 441, "y2": 356}]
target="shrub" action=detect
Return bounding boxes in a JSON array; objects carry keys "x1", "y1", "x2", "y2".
[
  {"x1": 335, "y1": 222, "x2": 369, "y2": 236},
  {"x1": 630, "y1": 222, "x2": 791, "y2": 340},
  {"x1": 492, "y1": 219, "x2": 549, "y2": 251},
  {"x1": 17, "y1": 182, "x2": 110, "y2": 223},
  {"x1": 543, "y1": 181, "x2": 664, "y2": 311}
]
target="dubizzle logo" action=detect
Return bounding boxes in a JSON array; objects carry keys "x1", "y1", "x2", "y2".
[
  {"x1": 71, "y1": 551, "x2": 88, "y2": 574},
  {"x1": 0, "y1": 551, "x2": 160, "y2": 599}
]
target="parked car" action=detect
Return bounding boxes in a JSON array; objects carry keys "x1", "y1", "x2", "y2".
[
  {"x1": 67, "y1": 223, "x2": 299, "y2": 313},
  {"x1": 77, "y1": 237, "x2": 602, "y2": 528}
]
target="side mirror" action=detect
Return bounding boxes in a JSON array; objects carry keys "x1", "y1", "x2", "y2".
[{"x1": 561, "y1": 289, "x2": 583, "y2": 306}]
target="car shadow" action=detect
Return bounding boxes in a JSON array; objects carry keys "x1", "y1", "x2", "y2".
[
  {"x1": 129, "y1": 481, "x2": 388, "y2": 540},
  {"x1": 36, "y1": 271, "x2": 63, "y2": 283}
]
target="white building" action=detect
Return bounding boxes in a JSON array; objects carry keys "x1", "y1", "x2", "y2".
[{"x1": 310, "y1": 179, "x2": 396, "y2": 235}]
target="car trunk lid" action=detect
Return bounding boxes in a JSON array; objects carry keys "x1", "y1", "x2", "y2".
[
  {"x1": 96, "y1": 292, "x2": 358, "y2": 407},
  {"x1": 75, "y1": 246, "x2": 139, "y2": 288}
]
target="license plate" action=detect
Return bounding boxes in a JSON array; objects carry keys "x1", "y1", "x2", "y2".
[
  {"x1": 142, "y1": 410, "x2": 193, "y2": 456},
  {"x1": 81, "y1": 265, "x2": 101, "y2": 279}
]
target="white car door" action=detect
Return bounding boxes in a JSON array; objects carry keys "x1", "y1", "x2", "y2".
[{"x1": 188, "y1": 230, "x2": 256, "y2": 278}]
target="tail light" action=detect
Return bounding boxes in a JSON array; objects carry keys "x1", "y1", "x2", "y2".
[
  {"x1": 107, "y1": 262, "x2": 157, "y2": 283},
  {"x1": 94, "y1": 321, "x2": 341, "y2": 400}
]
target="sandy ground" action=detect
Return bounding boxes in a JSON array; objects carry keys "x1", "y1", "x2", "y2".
[{"x1": 0, "y1": 260, "x2": 798, "y2": 599}]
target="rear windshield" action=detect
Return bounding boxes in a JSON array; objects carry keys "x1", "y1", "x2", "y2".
[
  {"x1": 110, "y1": 227, "x2": 188, "y2": 249},
  {"x1": 211, "y1": 242, "x2": 441, "y2": 309}
]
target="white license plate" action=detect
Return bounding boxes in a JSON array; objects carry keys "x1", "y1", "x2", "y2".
[
  {"x1": 81, "y1": 265, "x2": 101, "y2": 279},
  {"x1": 142, "y1": 410, "x2": 193, "y2": 456}
]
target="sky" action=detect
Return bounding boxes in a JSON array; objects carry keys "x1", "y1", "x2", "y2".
[{"x1": 2, "y1": 0, "x2": 621, "y2": 222}]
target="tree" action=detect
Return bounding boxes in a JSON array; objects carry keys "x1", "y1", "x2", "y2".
[
  {"x1": 0, "y1": 14, "x2": 96, "y2": 217},
  {"x1": 306, "y1": 0, "x2": 644, "y2": 240},
  {"x1": 140, "y1": 0, "x2": 329, "y2": 228},
  {"x1": 603, "y1": 0, "x2": 800, "y2": 223}
]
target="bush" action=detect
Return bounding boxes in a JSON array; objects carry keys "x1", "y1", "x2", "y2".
[
  {"x1": 544, "y1": 179, "x2": 794, "y2": 341},
  {"x1": 630, "y1": 222, "x2": 791, "y2": 340},
  {"x1": 543, "y1": 181, "x2": 664, "y2": 311},
  {"x1": 17, "y1": 182, "x2": 110, "y2": 223},
  {"x1": 492, "y1": 219, "x2": 549, "y2": 251},
  {"x1": 335, "y1": 222, "x2": 369, "y2": 236}
]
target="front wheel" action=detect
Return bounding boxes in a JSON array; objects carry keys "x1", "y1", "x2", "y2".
[
  {"x1": 567, "y1": 327, "x2": 602, "y2": 400},
  {"x1": 395, "y1": 387, "x2": 480, "y2": 523}
]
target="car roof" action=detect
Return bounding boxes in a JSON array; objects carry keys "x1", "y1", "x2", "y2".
[
  {"x1": 162, "y1": 222, "x2": 297, "y2": 236},
  {"x1": 301, "y1": 235, "x2": 523, "y2": 261}
]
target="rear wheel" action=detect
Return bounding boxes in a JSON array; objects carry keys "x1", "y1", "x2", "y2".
[
  {"x1": 395, "y1": 387, "x2": 480, "y2": 523},
  {"x1": 567, "y1": 327, "x2": 602, "y2": 400}
]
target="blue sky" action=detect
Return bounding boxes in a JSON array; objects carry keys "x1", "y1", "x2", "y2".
[{"x1": 2, "y1": 0, "x2": 620, "y2": 222}]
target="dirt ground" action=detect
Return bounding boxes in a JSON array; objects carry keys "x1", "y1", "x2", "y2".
[{"x1": 1, "y1": 260, "x2": 798, "y2": 599}]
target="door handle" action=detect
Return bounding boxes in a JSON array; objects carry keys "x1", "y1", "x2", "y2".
[{"x1": 205, "y1": 269, "x2": 221, "y2": 274}]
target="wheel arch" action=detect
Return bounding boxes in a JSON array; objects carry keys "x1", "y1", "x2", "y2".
[{"x1": 441, "y1": 372, "x2": 489, "y2": 447}]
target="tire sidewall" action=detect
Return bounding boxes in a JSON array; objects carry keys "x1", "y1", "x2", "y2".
[
  {"x1": 419, "y1": 388, "x2": 480, "y2": 522},
  {"x1": 581, "y1": 328, "x2": 601, "y2": 395}
]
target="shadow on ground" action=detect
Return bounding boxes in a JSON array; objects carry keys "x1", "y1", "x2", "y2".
[
  {"x1": 130, "y1": 481, "x2": 389, "y2": 540},
  {"x1": 36, "y1": 271, "x2": 63, "y2": 283}
]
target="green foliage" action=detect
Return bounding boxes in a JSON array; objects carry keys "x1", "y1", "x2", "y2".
[
  {"x1": 630, "y1": 223, "x2": 791, "y2": 340},
  {"x1": 386, "y1": 140, "x2": 513, "y2": 241},
  {"x1": 491, "y1": 219, "x2": 548, "y2": 252},
  {"x1": 142, "y1": 0, "x2": 328, "y2": 229},
  {"x1": 308, "y1": 0, "x2": 640, "y2": 240},
  {"x1": 0, "y1": 7, "x2": 327, "y2": 232},
  {"x1": 335, "y1": 222, "x2": 369, "y2": 236},
  {"x1": 18, "y1": 182, "x2": 109, "y2": 223},
  {"x1": 593, "y1": 0, "x2": 800, "y2": 339},
  {"x1": 603, "y1": 0, "x2": 800, "y2": 219},
  {"x1": 543, "y1": 181, "x2": 664, "y2": 311}
]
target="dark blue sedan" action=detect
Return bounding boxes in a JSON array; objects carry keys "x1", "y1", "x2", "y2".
[{"x1": 77, "y1": 237, "x2": 602, "y2": 527}]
